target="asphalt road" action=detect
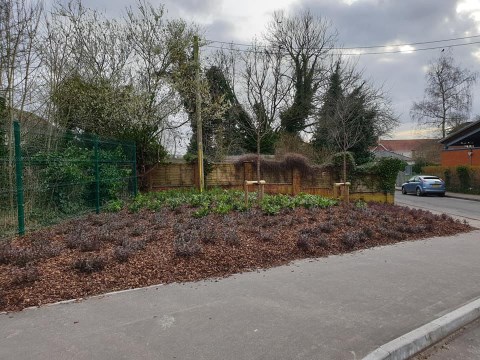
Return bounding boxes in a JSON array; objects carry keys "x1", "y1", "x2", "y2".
[{"x1": 394, "y1": 191, "x2": 480, "y2": 228}]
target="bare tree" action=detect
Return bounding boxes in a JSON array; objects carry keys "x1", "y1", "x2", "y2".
[
  {"x1": 38, "y1": 1, "x2": 202, "y2": 167},
  {"x1": 0, "y1": 0, "x2": 43, "y2": 127},
  {"x1": 124, "y1": 1, "x2": 200, "y2": 160},
  {"x1": 411, "y1": 51, "x2": 477, "y2": 138},
  {"x1": 0, "y1": 0, "x2": 42, "y2": 204},
  {"x1": 266, "y1": 10, "x2": 338, "y2": 135},
  {"x1": 239, "y1": 42, "x2": 290, "y2": 181},
  {"x1": 54, "y1": 0, "x2": 131, "y2": 81},
  {"x1": 328, "y1": 95, "x2": 364, "y2": 185}
]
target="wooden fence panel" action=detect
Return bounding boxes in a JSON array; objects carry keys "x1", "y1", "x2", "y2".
[
  {"x1": 148, "y1": 163, "x2": 195, "y2": 190},
  {"x1": 207, "y1": 163, "x2": 243, "y2": 186},
  {"x1": 145, "y1": 161, "x2": 394, "y2": 203}
]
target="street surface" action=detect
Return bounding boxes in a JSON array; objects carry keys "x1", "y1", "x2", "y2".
[
  {"x1": 413, "y1": 318, "x2": 480, "y2": 360},
  {"x1": 395, "y1": 191, "x2": 480, "y2": 228},
  {"x1": 1, "y1": 231, "x2": 480, "y2": 360}
]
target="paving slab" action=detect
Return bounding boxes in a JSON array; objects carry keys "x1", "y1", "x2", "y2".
[{"x1": 1, "y1": 231, "x2": 480, "y2": 360}]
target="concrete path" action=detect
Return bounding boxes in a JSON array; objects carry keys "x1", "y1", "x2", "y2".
[
  {"x1": 413, "y1": 318, "x2": 480, "y2": 360},
  {"x1": 446, "y1": 192, "x2": 480, "y2": 202},
  {"x1": 1, "y1": 231, "x2": 480, "y2": 360}
]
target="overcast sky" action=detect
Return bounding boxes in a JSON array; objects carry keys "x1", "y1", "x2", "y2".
[{"x1": 62, "y1": 0, "x2": 480, "y2": 140}]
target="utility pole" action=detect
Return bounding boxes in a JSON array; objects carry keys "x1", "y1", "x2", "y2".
[{"x1": 193, "y1": 35, "x2": 204, "y2": 192}]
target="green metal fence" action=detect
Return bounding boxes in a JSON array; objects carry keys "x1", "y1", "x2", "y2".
[{"x1": 1, "y1": 121, "x2": 137, "y2": 239}]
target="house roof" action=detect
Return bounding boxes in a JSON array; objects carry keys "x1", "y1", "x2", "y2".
[
  {"x1": 373, "y1": 139, "x2": 438, "y2": 153},
  {"x1": 373, "y1": 150, "x2": 412, "y2": 161},
  {"x1": 440, "y1": 119, "x2": 480, "y2": 147}
]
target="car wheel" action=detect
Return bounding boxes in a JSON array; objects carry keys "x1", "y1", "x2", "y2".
[
  {"x1": 416, "y1": 187, "x2": 422, "y2": 196},
  {"x1": 401, "y1": 187, "x2": 407, "y2": 195},
  {"x1": 439, "y1": 192, "x2": 445, "y2": 197}
]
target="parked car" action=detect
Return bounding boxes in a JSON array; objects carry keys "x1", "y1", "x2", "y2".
[{"x1": 401, "y1": 175, "x2": 446, "y2": 196}]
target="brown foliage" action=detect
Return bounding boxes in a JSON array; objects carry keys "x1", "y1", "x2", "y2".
[{"x1": 234, "y1": 153, "x2": 330, "y2": 180}]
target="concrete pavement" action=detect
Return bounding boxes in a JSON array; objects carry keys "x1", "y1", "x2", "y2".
[
  {"x1": 445, "y1": 192, "x2": 480, "y2": 202},
  {"x1": 412, "y1": 318, "x2": 480, "y2": 360},
  {"x1": 1, "y1": 230, "x2": 480, "y2": 360}
]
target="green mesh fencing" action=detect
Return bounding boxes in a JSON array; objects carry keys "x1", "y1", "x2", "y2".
[{"x1": 0, "y1": 121, "x2": 136, "y2": 240}]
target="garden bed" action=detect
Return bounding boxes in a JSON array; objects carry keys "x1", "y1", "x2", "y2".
[{"x1": 0, "y1": 191, "x2": 473, "y2": 312}]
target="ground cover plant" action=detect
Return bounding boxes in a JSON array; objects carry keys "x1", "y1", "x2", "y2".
[{"x1": 0, "y1": 189, "x2": 473, "y2": 312}]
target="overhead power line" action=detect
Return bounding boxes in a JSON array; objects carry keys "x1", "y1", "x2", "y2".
[
  {"x1": 207, "y1": 33, "x2": 480, "y2": 51},
  {"x1": 205, "y1": 39, "x2": 480, "y2": 56}
]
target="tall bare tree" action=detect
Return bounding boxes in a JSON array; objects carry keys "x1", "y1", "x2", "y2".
[
  {"x1": 0, "y1": 0, "x2": 42, "y2": 204},
  {"x1": 411, "y1": 51, "x2": 477, "y2": 138},
  {"x1": 329, "y1": 93, "x2": 365, "y2": 185},
  {"x1": 54, "y1": 0, "x2": 131, "y2": 82},
  {"x1": 239, "y1": 42, "x2": 290, "y2": 181},
  {"x1": 266, "y1": 10, "x2": 337, "y2": 135},
  {"x1": 0, "y1": 0, "x2": 43, "y2": 128}
]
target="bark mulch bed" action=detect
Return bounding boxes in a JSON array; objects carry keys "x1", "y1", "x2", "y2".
[{"x1": 0, "y1": 202, "x2": 473, "y2": 312}]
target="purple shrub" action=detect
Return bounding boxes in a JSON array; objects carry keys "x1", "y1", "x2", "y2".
[
  {"x1": 73, "y1": 256, "x2": 106, "y2": 273},
  {"x1": 174, "y1": 230, "x2": 202, "y2": 257},
  {"x1": 10, "y1": 265, "x2": 40, "y2": 286}
]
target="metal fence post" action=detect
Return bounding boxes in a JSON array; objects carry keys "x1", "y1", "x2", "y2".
[
  {"x1": 13, "y1": 121, "x2": 25, "y2": 235},
  {"x1": 132, "y1": 142, "x2": 138, "y2": 197},
  {"x1": 94, "y1": 136, "x2": 100, "y2": 214}
]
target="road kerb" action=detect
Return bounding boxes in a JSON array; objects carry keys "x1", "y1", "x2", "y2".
[{"x1": 362, "y1": 297, "x2": 480, "y2": 360}]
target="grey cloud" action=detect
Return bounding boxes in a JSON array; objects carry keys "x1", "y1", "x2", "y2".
[
  {"x1": 205, "y1": 19, "x2": 238, "y2": 42},
  {"x1": 292, "y1": 0, "x2": 480, "y2": 134},
  {"x1": 162, "y1": 0, "x2": 221, "y2": 17}
]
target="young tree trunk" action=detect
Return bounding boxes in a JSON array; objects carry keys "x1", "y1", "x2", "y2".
[
  {"x1": 343, "y1": 151, "x2": 347, "y2": 202},
  {"x1": 256, "y1": 129, "x2": 263, "y2": 201}
]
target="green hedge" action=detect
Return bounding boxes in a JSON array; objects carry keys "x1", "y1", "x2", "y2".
[
  {"x1": 423, "y1": 165, "x2": 480, "y2": 194},
  {"x1": 355, "y1": 158, "x2": 407, "y2": 194}
]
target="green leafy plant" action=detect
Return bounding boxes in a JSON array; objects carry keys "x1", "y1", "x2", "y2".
[
  {"x1": 104, "y1": 199, "x2": 124, "y2": 212},
  {"x1": 444, "y1": 168, "x2": 452, "y2": 188},
  {"x1": 356, "y1": 158, "x2": 407, "y2": 194},
  {"x1": 193, "y1": 206, "x2": 210, "y2": 218},
  {"x1": 456, "y1": 165, "x2": 471, "y2": 191},
  {"x1": 125, "y1": 190, "x2": 336, "y2": 217},
  {"x1": 32, "y1": 144, "x2": 132, "y2": 216},
  {"x1": 213, "y1": 202, "x2": 233, "y2": 215}
]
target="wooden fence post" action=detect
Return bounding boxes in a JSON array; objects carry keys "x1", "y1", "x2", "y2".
[{"x1": 292, "y1": 168, "x2": 301, "y2": 195}]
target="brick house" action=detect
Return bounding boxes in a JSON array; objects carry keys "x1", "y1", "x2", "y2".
[{"x1": 440, "y1": 120, "x2": 480, "y2": 166}]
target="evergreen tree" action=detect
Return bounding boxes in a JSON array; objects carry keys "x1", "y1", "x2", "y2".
[
  {"x1": 343, "y1": 85, "x2": 376, "y2": 164},
  {"x1": 185, "y1": 65, "x2": 242, "y2": 160},
  {"x1": 240, "y1": 101, "x2": 277, "y2": 154},
  {"x1": 313, "y1": 62, "x2": 377, "y2": 165},
  {"x1": 312, "y1": 61, "x2": 342, "y2": 151}
]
